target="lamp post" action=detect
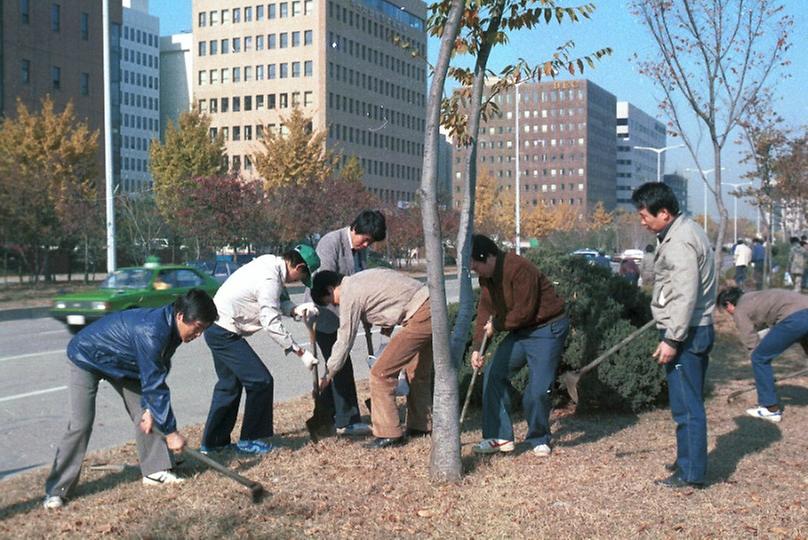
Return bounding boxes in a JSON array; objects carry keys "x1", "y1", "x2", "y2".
[
  {"x1": 685, "y1": 167, "x2": 724, "y2": 232},
  {"x1": 514, "y1": 81, "x2": 525, "y2": 254},
  {"x1": 724, "y1": 181, "x2": 754, "y2": 242},
  {"x1": 103, "y1": 0, "x2": 116, "y2": 271},
  {"x1": 633, "y1": 144, "x2": 685, "y2": 183}
]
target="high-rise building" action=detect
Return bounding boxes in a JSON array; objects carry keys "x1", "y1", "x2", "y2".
[
  {"x1": 436, "y1": 129, "x2": 452, "y2": 203},
  {"x1": 191, "y1": 0, "x2": 427, "y2": 204},
  {"x1": 120, "y1": 0, "x2": 159, "y2": 192},
  {"x1": 450, "y1": 79, "x2": 617, "y2": 214},
  {"x1": 616, "y1": 101, "x2": 667, "y2": 210},
  {"x1": 159, "y1": 33, "x2": 193, "y2": 139},
  {"x1": 663, "y1": 172, "x2": 689, "y2": 215},
  {"x1": 0, "y1": 0, "x2": 123, "y2": 186}
]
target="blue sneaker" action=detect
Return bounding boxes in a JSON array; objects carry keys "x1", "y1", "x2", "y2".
[{"x1": 236, "y1": 439, "x2": 273, "y2": 454}]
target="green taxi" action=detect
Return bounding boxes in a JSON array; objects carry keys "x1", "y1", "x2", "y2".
[{"x1": 51, "y1": 260, "x2": 220, "y2": 333}]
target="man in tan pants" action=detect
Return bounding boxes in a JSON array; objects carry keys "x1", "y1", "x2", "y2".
[{"x1": 311, "y1": 269, "x2": 432, "y2": 449}]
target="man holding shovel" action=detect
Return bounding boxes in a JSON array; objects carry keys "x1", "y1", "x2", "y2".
[
  {"x1": 632, "y1": 182, "x2": 716, "y2": 489},
  {"x1": 469, "y1": 234, "x2": 569, "y2": 458},
  {"x1": 311, "y1": 268, "x2": 433, "y2": 449},
  {"x1": 303, "y1": 210, "x2": 387, "y2": 436},
  {"x1": 717, "y1": 286, "x2": 808, "y2": 422},
  {"x1": 43, "y1": 290, "x2": 218, "y2": 509}
]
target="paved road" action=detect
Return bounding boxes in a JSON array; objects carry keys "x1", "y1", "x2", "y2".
[{"x1": 0, "y1": 277, "x2": 464, "y2": 480}]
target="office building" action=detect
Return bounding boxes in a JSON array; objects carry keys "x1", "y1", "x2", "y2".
[
  {"x1": 663, "y1": 172, "x2": 688, "y2": 215},
  {"x1": 616, "y1": 101, "x2": 667, "y2": 210},
  {"x1": 436, "y1": 129, "x2": 452, "y2": 203},
  {"x1": 192, "y1": 0, "x2": 428, "y2": 204},
  {"x1": 159, "y1": 32, "x2": 193, "y2": 139},
  {"x1": 451, "y1": 79, "x2": 617, "y2": 214},
  {"x1": 120, "y1": 0, "x2": 159, "y2": 192},
  {"x1": 1, "y1": 0, "x2": 123, "y2": 187}
]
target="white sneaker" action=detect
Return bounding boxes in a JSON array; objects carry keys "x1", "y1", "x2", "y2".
[
  {"x1": 472, "y1": 438, "x2": 515, "y2": 454},
  {"x1": 336, "y1": 423, "x2": 372, "y2": 436},
  {"x1": 532, "y1": 444, "x2": 552, "y2": 457},
  {"x1": 142, "y1": 470, "x2": 184, "y2": 486},
  {"x1": 746, "y1": 406, "x2": 782, "y2": 423},
  {"x1": 43, "y1": 495, "x2": 64, "y2": 509}
]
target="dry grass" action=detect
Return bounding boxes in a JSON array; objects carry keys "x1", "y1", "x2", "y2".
[
  {"x1": 2, "y1": 319, "x2": 807, "y2": 538},
  {"x1": 0, "y1": 281, "x2": 100, "y2": 309}
]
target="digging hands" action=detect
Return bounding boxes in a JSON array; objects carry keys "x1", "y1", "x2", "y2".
[
  {"x1": 140, "y1": 410, "x2": 186, "y2": 452},
  {"x1": 484, "y1": 319, "x2": 494, "y2": 338},
  {"x1": 318, "y1": 376, "x2": 331, "y2": 393},
  {"x1": 293, "y1": 302, "x2": 319, "y2": 326},
  {"x1": 299, "y1": 349, "x2": 318, "y2": 370},
  {"x1": 652, "y1": 341, "x2": 677, "y2": 365}
]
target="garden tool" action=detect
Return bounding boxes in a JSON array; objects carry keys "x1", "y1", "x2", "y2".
[
  {"x1": 460, "y1": 316, "x2": 493, "y2": 426},
  {"x1": 305, "y1": 322, "x2": 335, "y2": 443}
]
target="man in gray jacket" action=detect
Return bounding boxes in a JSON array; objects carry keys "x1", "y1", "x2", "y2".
[
  {"x1": 717, "y1": 287, "x2": 808, "y2": 423},
  {"x1": 307, "y1": 210, "x2": 386, "y2": 436},
  {"x1": 632, "y1": 182, "x2": 716, "y2": 489}
]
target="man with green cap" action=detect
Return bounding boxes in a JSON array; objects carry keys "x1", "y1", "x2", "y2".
[{"x1": 201, "y1": 245, "x2": 320, "y2": 454}]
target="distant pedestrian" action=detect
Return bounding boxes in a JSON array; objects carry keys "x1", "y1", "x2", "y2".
[
  {"x1": 787, "y1": 237, "x2": 805, "y2": 292},
  {"x1": 733, "y1": 239, "x2": 752, "y2": 288},
  {"x1": 640, "y1": 244, "x2": 655, "y2": 288},
  {"x1": 717, "y1": 287, "x2": 808, "y2": 423},
  {"x1": 43, "y1": 290, "x2": 218, "y2": 509},
  {"x1": 751, "y1": 237, "x2": 765, "y2": 290},
  {"x1": 595, "y1": 250, "x2": 612, "y2": 270},
  {"x1": 632, "y1": 182, "x2": 716, "y2": 489},
  {"x1": 620, "y1": 257, "x2": 640, "y2": 287}
]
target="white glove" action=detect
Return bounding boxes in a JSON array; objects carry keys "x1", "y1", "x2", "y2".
[
  {"x1": 300, "y1": 350, "x2": 318, "y2": 370},
  {"x1": 293, "y1": 302, "x2": 319, "y2": 323}
]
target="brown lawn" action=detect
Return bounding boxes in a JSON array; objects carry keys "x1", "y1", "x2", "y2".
[{"x1": 1, "y1": 316, "x2": 807, "y2": 538}]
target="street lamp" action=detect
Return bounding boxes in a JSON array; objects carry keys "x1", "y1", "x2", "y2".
[
  {"x1": 633, "y1": 144, "x2": 685, "y2": 183},
  {"x1": 724, "y1": 181, "x2": 754, "y2": 242},
  {"x1": 685, "y1": 167, "x2": 725, "y2": 231},
  {"x1": 514, "y1": 81, "x2": 526, "y2": 255}
]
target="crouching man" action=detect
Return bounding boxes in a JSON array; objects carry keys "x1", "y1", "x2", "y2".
[
  {"x1": 311, "y1": 269, "x2": 433, "y2": 449},
  {"x1": 717, "y1": 286, "x2": 808, "y2": 423},
  {"x1": 44, "y1": 289, "x2": 218, "y2": 509}
]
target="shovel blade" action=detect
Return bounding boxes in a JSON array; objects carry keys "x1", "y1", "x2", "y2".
[{"x1": 559, "y1": 370, "x2": 581, "y2": 404}]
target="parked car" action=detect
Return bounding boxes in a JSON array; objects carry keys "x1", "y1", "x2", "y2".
[
  {"x1": 620, "y1": 248, "x2": 644, "y2": 263},
  {"x1": 51, "y1": 260, "x2": 220, "y2": 334},
  {"x1": 570, "y1": 249, "x2": 600, "y2": 262},
  {"x1": 188, "y1": 258, "x2": 240, "y2": 284}
]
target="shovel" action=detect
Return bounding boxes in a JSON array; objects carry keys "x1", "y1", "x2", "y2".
[
  {"x1": 559, "y1": 319, "x2": 656, "y2": 404},
  {"x1": 726, "y1": 367, "x2": 808, "y2": 402},
  {"x1": 305, "y1": 322, "x2": 335, "y2": 443},
  {"x1": 363, "y1": 325, "x2": 374, "y2": 414},
  {"x1": 460, "y1": 316, "x2": 493, "y2": 426}
]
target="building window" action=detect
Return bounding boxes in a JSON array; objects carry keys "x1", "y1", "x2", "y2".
[
  {"x1": 304, "y1": 60, "x2": 313, "y2": 77},
  {"x1": 198, "y1": 41, "x2": 207, "y2": 56},
  {"x1": 209, "y1": 98, "x2": 218, "y2": 113},
  {"x1": 198, "y1": 11, "x2": 207, "y2": 27},
  {"x1": 256, "y1": 35, "x2": 264, "y2": 50},
  {"x1": 279, "y1": 93, "x2": 288, "y2": 108},
  {"x1": 245, "y1": 125, "x2": 252, "y2": 140},
  {"x1": 232, "y1": 126, "x2": 241, "y2": 141},
  {"x1": 256, "y1": 64, "x2": 264, "y2": 80},
  {"x1": 20, "y1": 59, "x2": 30, "y2": 84},
  {"x1": 268, "y1": 34, "x2": 276, "y2": 49},
  {"x1": 233, "y1": 7, "x2": 241, "y2": 23},
  {"x1": 304, "y1": 30, "x2": 313, "y2": 45},
  {"x1": 20, "y1": 0, "x2": 30, "y2": 24},
  {"x1": 256, "y1": 95, "x2": 265, "y2": 109},
  {"x1": 245, "y1": 6, "x2": 252, "y2": 21},
  {"x1": 245, "y1": 66, "x2": 253, "y2": 81},
  {"x1": 51, "y1": 66, "x2": 61, "y2": 89},
  {"x1": 221, "y1": 9, "x2": 230, "y2": 24},
  {"x1": 80, "y1": 72, "x2": 89, "y2": 95},
  {"x1": 233, "y1": 67, "x2": 241, "y2": 82},
  {"x1": 221, "y1": 39, "x2": 229, "y2": 54},
  {"x1": 81, "y1": 12, "x2": 89, "y2": 40},
  {"x1": 291, "y1": 62, "x2": 300, "y2": 77},
  {"x1": 279, "y1": 63, "x2": 288, "y2": 78},
  {"x1": 268, "y1": 94, "x2": 276, "y2": 109},
  {"x1": 268, "y1": 64, "x2": 276, "y2": 79},
  {"x1": 51, "y1": 4, "x2": 61, "y2": 32},
  {"x1": 292, "y1": 31, "x2": 300, "y2": 47},
  {"x1": 198, "y1": 70, "x2": 207, "y2": 85},
  {"x1": 304, "y1": 91, "x2": 313, "y2": 107},
  {"x1": 221, "y1": 97, "x2": 229, "y2": 112},
  {"x1": 279, "y1": 33, "x2": 288, "y2": 48},
  {"x1": 292, "y1": 1, "x2": 300, "y2": 16},
  {"x1": 233, "y1": 37, "x2": 241, "y2": 53},
  {"x1": 233, "y1": 96, "x2": 241, "y2": 112},
  {"x1": 257, "y1": 5, "x2": 264, "y2": 20},
  {"x1": 245, "y1": 36, "x2": 253, "y2": 51},
  {"x1": 269, "y1": 4, "x2": 276, "y2": 19},
  {"x1": 210, "y1": 10, "x2": 218, "y2": 25},
  {"x1": 280, "y1": 2, "x2": 288, "y2": 17},
  {"x1": 304, "y1": 0, "x2": 313, "y2": 15}
]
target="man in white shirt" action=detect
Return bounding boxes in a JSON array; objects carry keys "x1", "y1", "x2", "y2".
[
  {"x1": 200, "y1": 245, "x2": 320, "y2": 455},
  {"x1": 733, "y1": 239, "x2": 752, "y2": 288}
]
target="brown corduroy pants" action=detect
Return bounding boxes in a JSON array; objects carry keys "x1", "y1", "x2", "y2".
[{"x1": 369, "y1": 301, "x2": 433, "y2": 438}]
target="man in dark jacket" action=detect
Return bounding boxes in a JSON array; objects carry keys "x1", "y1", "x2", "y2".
[
  {"x1": 43, "y1": 289, "x2": 218, "y2": 509},
  {"x1": 469, "y1": 235, "x2": 569, "y2": 457}
]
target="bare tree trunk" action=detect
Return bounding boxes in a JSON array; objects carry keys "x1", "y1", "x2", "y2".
[
  {"x1": 713, "y1": 145, "x2": 728, "y2": 279},
  {"x1": 421, "y1": 0, "x2": 465, "y2": 484}
]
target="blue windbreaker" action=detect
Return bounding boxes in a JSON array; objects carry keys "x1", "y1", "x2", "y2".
[{"x1": 67, "y1": 304, "x2": 181, "y2": 433}]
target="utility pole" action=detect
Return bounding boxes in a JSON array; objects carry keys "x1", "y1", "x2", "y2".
[{"x1": 103, "y1": 0, "x2": 116, "y2": 272}]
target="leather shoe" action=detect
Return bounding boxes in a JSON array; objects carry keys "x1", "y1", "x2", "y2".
[
  {"x1": 664, "y1": 462, "x2": 677, "y2": 472},
  {"x1": 654, "y1": 473, "x2": 704, "y2": 489},
  {"x1": 405, "y1": 428, "x2": 431, "y2": 438},
  {"x1": 363, "y1": 437, "x2": 405, "y2": 449}
]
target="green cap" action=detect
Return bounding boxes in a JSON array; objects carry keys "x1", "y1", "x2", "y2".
[{"x1": 293, "y1": 244, "x2": 320, "y2": 288}]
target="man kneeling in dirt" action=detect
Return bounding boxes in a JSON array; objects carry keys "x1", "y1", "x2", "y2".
[
  {"x1": 717, "y1": 286, "x2": 808, "y2": 423},
  {"x1": 311, "y1": 269, "x2": 433, "y2": 449},
  {"x1": 43, "y1": 289, "x2": 218, "y2": 509}
]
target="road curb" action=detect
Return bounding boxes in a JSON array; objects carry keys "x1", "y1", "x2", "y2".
[{"x1": 0, "y1": 307, "x2": 50, "y2": 322}]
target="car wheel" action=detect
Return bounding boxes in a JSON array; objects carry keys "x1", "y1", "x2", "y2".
[{"x1": 67, "y1": 324, "x2": 83, "y2": 335}]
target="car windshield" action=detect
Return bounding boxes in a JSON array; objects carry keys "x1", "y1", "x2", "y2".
[{"x1": 100, "y1": 268, "x2": 152, "y2": 289}]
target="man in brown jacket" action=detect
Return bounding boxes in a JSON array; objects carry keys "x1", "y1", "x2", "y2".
[
  {"x1": 311, "y1": 269, "x2": 432, "y2": 449},
  {"x1": 469, "y1": 235, "x2": 569, "y2": 457},
  {"x1": 717, "y1": 286, "x2": 808, "y2": 423}
]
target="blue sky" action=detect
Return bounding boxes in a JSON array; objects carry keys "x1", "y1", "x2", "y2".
[{"x1": 151, "y1": 1, "x2": 807, "y2": 219}]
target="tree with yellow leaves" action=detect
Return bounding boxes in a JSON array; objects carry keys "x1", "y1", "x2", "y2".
[{"x1": 474, "y1": 167, "x2": 514, "y2": 239}]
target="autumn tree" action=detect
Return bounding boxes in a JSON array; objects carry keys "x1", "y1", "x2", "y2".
[
  {"x1": 150, "y1": 108, "x2": 225, "y2": 229},
  {"x1": 474, "y1": 167, "x2": 515, "y2": 238},
  {"x1": 117, "y1": 192, "x2": 170, "y2": 265},
  {"x1": 632, "y1": 0, "x2": 793, "y2": 275},
  {"x1": 0, "y1": 97, "x2": 99, "y2": 283}
]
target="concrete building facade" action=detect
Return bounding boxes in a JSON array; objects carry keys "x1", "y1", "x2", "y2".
[
  {"x1": 451, "y1": 79, "x2": 617, "y2": 215},
  {"x1": 0, "y1": 0, "x2": 123, "y2": 186},
  {"x1": 159, "y1": 32, "x2": 193, "y2": 139},
  {"x1": 191, "y1": 0, "x2": 427, "y2": 205},
  {"x1": 663, "y1": 172, "x2": 689, "y2": 215},
  {"x1": 615, "y1": 101, "x2": 667, "y2": 211}
]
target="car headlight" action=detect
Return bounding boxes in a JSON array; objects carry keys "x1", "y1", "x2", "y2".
[
  {"x1": 91, "y1": 302, "x2": 109, "y2": 311},
  {"x1": 54, "y1": 302, "x2": 67, "y2": 309}
]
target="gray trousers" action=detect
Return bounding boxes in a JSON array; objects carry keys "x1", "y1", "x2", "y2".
[{"x1": 45, "y1": 361, "x2": 172, "y2": 498}]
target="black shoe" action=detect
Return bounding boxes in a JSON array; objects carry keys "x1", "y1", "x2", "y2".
[
  {"x1": 405, "y1": 428, "x2": 431, "y2": 438},
  {"x1": 654, "y1": 473, "x2": 704, "y2": 489},
  {"x1": 363, "y1": 437, "x2": 405, "y2": 449},
  {"x1": 664, "y1": 462, "x2": 677, "y2": 472}
]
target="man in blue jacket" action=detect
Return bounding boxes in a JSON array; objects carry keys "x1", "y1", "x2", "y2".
[{"x1": 43, "y1": 289, "x2": 218, "y2": 509}]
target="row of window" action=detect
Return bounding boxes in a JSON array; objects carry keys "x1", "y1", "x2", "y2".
[
  {"x1": 329, "y1": 62, "x2": 425, "y2": 108},
  {"x1": 19, "y1": 2, "x2": 92, "y2": 40},
  {"x1": 122, "y1": 92, "x2": 159, "y2": 113},
  {"x1": 328, "y1": 123, "x2": 424, "y2": 159},
  {"x1": 497, "y1": 88, "x2": 586, "y2": 105},
  {"x1": 328, "y1": 1, "x2": 425, "y2": 49},
  {"x1": 198, "y1": 2, "x2": 313, "y2": 27},
  {"x1": 201, "y1": 91, "x2": 314, "y2": 116},
  {"x1": 197, "y1": 60, "x2": 313, "y2": 86},
  {"x1": 123, "y1": 47, "x2": 159, "y2": 70},
  {"x1": 477, "y1": 153, "x2": 586, "y2": 166},
  {"x1": 123, "y1": 113, "x2": 159, "y2": 133},
  {"x1": 123, "y1": 135, "x2": 153, "y2": 152},
  {"x1": 123, "y1": 25, "x2": 158, "y2": 48},
  {"x1": 328, "y1": 31, "x2": 424, "y2": 83},
  {"x1": 123, "y1": 70, "x2": 159, "y2": 91},
  {"x1": 123, "y1": 156, "x2": 148, "y2": 172},
  {"x1": 19, "y1": 60, "x2": 91, "y2": 96},
  {"x1": 198, "y1": 30, "x2": 313, "y2": 56},
  {"x1": 328, "y1": 92, "x2": 424, "y2": 134}
]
